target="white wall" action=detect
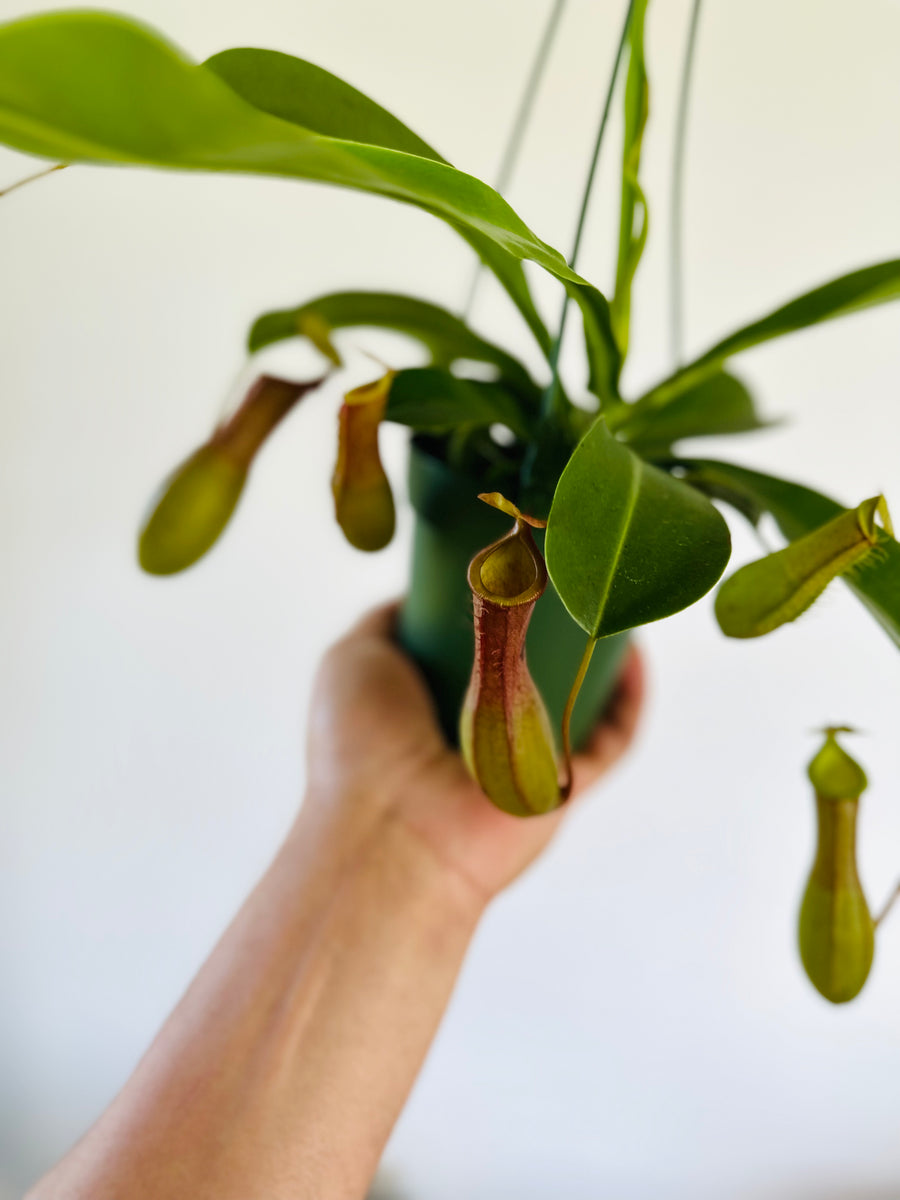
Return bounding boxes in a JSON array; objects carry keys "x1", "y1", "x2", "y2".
[{"x1": 2, "y1": 0, "x2": 900, "y2": 1195}]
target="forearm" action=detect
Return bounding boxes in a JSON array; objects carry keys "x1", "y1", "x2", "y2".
[{"x1": 30, "y1": 798, "x2": 485, "y2": 1200}]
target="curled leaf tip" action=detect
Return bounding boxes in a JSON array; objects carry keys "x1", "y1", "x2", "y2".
[
  {"x1": 138, "y1": 372, "x2": 325, "y2": 575},
  {"x1": 332, "y1": 372, "x2": 396, "y2": 552},
  {"x1": 460, "y1": 513, "x2": 560, "y2": 817}
]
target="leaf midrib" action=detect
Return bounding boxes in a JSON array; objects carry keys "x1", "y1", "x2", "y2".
[{"x1": 588, "y1": 452, "x2": 643, "y2": 638}]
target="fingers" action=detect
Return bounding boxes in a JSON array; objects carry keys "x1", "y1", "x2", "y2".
[
  {"x1": 338, "y1": 608, "x2": 644, "y2": 802},
  {"x1": 345, "y1": 598, "x2": 404, "y2": 641},
  {"x1": 569, "y1": 643, "x2": 646, "y2": 797}
]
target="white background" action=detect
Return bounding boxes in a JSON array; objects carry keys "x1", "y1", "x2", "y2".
[{"x1": 2, "y1": 0, "x2": 900, "y2": 1196}]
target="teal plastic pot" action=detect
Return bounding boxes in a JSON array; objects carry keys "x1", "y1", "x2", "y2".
[{"x1": 398, "y1": 440, "x2": 629, "y2": 749}]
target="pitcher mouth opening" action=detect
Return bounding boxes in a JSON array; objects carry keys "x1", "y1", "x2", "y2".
[{"x1": 467, "y1": 523, "x2": 548, "y2": 609}]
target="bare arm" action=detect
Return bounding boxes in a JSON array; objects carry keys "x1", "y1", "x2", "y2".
[{"x1": 29, "y1": 604, "x2": 644, "y2": 1200}]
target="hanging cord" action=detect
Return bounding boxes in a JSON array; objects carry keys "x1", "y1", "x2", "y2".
[
  {"x1": 462, "y1": 0, "x2": 569, "y2": 320},
  {"x1": 670, "y1": 0, "x2": 703, "y2": 368},
  {"x1": 541, "y1": 0, "x2": 637, "y2": 423}
]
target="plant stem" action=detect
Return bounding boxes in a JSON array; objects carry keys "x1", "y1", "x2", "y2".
[
  {"x1": 462, "y1": 0, "x2": 569, "y2": 320},
  {"x1": 542, "y1": 0, "x2": 637, "y2": 424},
  {"x1": 0, "y1": 162, "x2": 67, "y2": 199},
  {"x1": 560, "y1": 634, "x2": 598, "y2": 798},
  {"x1": 670, "y1": 0, "x2": 703, "y2": 369}
]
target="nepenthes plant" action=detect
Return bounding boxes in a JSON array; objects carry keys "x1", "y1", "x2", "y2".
[{"x1": 1, "y1": 1, "x2": 899, "y2": 999}]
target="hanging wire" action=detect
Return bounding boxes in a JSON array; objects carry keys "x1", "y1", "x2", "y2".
[
  {"x1": 462, "y1": 0, "x2": 569, "y2": 320},
  {"x1": 670, "y1": 0, "x2": 703, "y2": 369},
  {"x1": 542, "y1": 0, "x2": 637, "y2": 421}
]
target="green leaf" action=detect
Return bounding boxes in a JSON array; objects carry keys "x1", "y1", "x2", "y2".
[
  {"x1": 0, "y1": 12, "x2": 585, "y2": 290},
  {"x1": 610, "y1": 0, "x2": 650, "y2": 359},
  {"x1": 518, "y1": 284, "x2": 624, "y2": 513},
  {"x1": 248, "y1": 290, "x2": 539, "y2": 403},
  {"x1": 677, "y1": 458, "x2": 900, "y2": 649},
  {"x1": 567, "y1": 282, "x2": 623, "y2": 407},
  {"x1": 205, "y1": 47, "x2": 445, "y2": 162},
  {"x1": 633, "y1": 259, "x2": 900, "y2": 414},
  {"x1": 386, "y1": 368, "x2": 531, "y2": 439},
  {"x1": 621, "y1": 370, "x2": 772, "y2": 452},
  {"x1": 458, "y1": 228, "x2": 554, "y2": 357},
  {"x1": 675, "y1": 459, "x2": 838, "y2": 536},
  {"x1": 205, "y1": 47, "x2": 553, "y2": 356},
  {"x1": 545, "y1": 419, "x2": 731, "y2": 638},
  {"x1": 715, "y1": 496, "x2": 890, "y2": 639}
]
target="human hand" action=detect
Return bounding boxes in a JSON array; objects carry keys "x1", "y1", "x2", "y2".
[{"x1": 304, "y1": 601, "x2": 645, "y2": 905}]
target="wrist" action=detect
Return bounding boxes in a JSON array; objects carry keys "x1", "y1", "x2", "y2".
[{"x1": 290, "y1": 789, "x2": 490, "y2": 927}]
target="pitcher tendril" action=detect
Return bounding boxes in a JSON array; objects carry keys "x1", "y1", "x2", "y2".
[
  {"x1": 0, "y1": 160, "x2": 66, "y2": 198},
  {"x1": 874, "y1": 881, "x2": 900, "y2": 928},
  {"x1": 559, "y1": 635, "x2": 598, "y2": 798}
]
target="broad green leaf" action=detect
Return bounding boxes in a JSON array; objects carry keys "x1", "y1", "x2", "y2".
[
  {"x1": 206, "y1": 47, "x2": 553, "y2": 355},
  {"x1": 677, "y1": 458, "x2": 900, "y2": 649},
  {"x1": 386, "y1": 368, "x2": 532, "y2": 439},
  {"x1": 634, "y1": 260, "x2": 900, "y2": 413},
  {"x1": 715, "y1": 496, "x2": 891, "y2": 639},
  {"x1": 248, "y1": 290, "x2": 539, "y2": 403},
  {"x1": 205, "y1": 47, "x2": 444, "y2": 163},
  {"x1": 621, "y1": 370, "x2": 772, "y2": 452},
  {"x1": 0, "y1": 12, "x2": 585, "y2": 289},
  {"x1": 610, "y1": 0, "x2": 650, "y2": 359},
  {"x1": 545, "y1": 419, "x2": 731, "y2": 638}
]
